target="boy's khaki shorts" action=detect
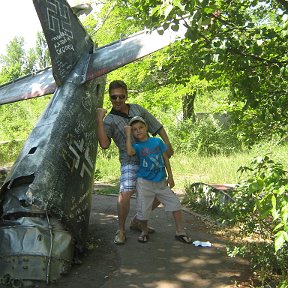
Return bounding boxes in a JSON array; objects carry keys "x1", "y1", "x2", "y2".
[{"x1": 136, "y1": 178, "x2": 182, "y2": 220}]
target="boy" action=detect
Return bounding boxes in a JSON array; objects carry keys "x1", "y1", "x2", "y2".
[{"x1": 124, "y1": 116, "x2": 192, "y2": 243}]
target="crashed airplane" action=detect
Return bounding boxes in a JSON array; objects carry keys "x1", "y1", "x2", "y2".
[{"x1": 0, "y1": 0, "x2": 187, "y2": 285}]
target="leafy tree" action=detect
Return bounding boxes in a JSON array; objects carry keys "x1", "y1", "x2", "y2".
[
  {"x1": 83, "y1": 1, "x2": 206, "y2": 126},
  {"x1": 0, "y1": 36, "x2": 26, "y2": 82},
  {"x1": 35, "y1": 31, "x2": 51, "y2": 69},
  {"x1": 112, "y1": 0, "x2": 288, "y2": 144}
]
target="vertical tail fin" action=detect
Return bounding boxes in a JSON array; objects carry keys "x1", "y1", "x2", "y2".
[{"x1": 33, "y1": 0, "x2": 94, "y2": 86}]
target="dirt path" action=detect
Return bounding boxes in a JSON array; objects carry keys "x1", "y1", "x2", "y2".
[{"x1": 0, "y1": 178, "x2": 254, "y2": 288}]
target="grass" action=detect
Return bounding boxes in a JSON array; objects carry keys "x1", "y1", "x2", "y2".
[
  {"x1": 94, "y1": 141, "x2": 288, "y2": 193},
  {"x1": 2, "y1": 140, "x2": 288, "y2": 195}
]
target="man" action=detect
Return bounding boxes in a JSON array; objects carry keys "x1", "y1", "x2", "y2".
[{"x1": 96, "y1": 80, "x2": 174, "y2": 244}]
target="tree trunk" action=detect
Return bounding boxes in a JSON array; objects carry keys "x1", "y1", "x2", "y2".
[{"x1": 183, "y1": 91, "x2": 196, "y2": 121}]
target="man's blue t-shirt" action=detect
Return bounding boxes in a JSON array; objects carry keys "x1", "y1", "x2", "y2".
[{"x1": 132, "y1": 137, "x2": 167, "y2": 182}]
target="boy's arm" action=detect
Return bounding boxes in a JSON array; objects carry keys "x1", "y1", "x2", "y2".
[
  {"x1": 96, "y1": 108, "x2": 111, "y2": 149},
  {"x1": 163, "y1": 151, "x2": 175, "y2": 188},
  {"x1": 124, "y1": 125, "x2": 136, "y2": 156}
]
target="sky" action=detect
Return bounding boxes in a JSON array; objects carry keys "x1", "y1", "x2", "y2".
[{"x1": 0, "y1": 0, "x2": 42, "y2": 55}]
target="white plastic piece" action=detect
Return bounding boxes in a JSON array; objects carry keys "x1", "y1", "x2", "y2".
[{"x1": 192, "y1": 241, "x2": 212, "y2": 247}]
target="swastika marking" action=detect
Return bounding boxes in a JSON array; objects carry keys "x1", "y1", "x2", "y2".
[
  {"x1": 47, "y1": 0, "x2": 73, "y2": 38},
  {"x1": 69, "y1": 139, "x2": 93, "y2": 178}
]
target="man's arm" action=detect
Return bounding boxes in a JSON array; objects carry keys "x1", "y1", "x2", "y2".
[
  {"x1": 163, "y1": 151, "x2": 175, "y2": 188},
  {"x1": 124, "y1": 125, "x2": 136, "y2": 156},
  {"x1": 158, "y1": 127, "x2": 174, "y2": 158},
  {"x1": 96, "y1": 108, "x2": 111, "y2": 149}
]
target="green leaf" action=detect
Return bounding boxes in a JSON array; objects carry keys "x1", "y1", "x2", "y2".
[
  {"x1": 281, "y1": 204, "x2": 288, "y2": 223},
  {"x1": 271, "y1": 195, "x2": 279, "y2": 220},
  {"x1": 151, "y1": 6, "x2": 160, "y2": 16},
  {"x1": 171, "y1": 24, "x2": 179, "y2": 31},
  {"x1": 274, "y1": 230, "x2": 287, "y2": 252},
  {"x1": 164, "y1": 4, "x2": 174, "y2": 19},
  {"x1": 157, "y1": 28, "x2": 164, "y2": 35},
  {"x1": 172, "y1": 0, "x2": 185, "y2": 11}
]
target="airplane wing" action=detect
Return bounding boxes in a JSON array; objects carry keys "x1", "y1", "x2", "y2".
[
  {"x1": 86, "y1": 22, "x2": 187, "y2": 81},
  {"x1": 0, "y1": 68, "x2": 56, "y2": 105},
  {"x1": 0, "y1": 4, "x2": 187, "y2": 106}
]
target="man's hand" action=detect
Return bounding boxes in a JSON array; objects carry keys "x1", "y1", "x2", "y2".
[
  {"x1": 96, "y1": 108, "x2": 107, "y2": 121},
  {"x1": 166, "y1": 144, "x2": 174, "y2": 158}
]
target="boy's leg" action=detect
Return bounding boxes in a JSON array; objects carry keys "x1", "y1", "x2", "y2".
[
  {"x1": 134, "y1": 178, "x2": 154, "y2": 241},
  {"x1": 155, "y1": 181, "x2": 192, "y2": 243},
  {"x1": 130, "y1": 181, "x2": 159, "y2": 233},
  {"x1": 173, "y1": 210, "x2": 192, "y2": 244},
  {"x1": 137, "y1": 220, "x2": 149, "y2": 243},
  {"x1": 173, "y1": 210, "x2": 185, "y2": 235}
]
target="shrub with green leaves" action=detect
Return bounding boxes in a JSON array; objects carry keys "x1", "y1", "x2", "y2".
[
  {"x1": 223, "y1": 156, "x2": 287, "y2": 284},
  {"x1": 184, "y1": 155, "x2": 288, "y2": 285},
  {"x1": 170, "y1": 117, "x2": 241, "y2": 156}
]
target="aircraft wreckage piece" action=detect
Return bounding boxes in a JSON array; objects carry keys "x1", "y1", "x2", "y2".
[
  {"x1": 0, "y1": 72, "x2": 106, "y2": 284},
  {"x1": 0, "y1": 18, "x2": 187, "y2": 106},
  {"x1": 0, "y1": 0, "x2": 187, "y2": 285}
]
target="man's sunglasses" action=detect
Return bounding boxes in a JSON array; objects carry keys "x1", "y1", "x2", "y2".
[{"x1": 110, "y1": 94, "x2": 126, "y2": 100}]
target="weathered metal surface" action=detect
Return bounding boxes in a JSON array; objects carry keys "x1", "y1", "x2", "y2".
[
  {"x1": 0, "y1": 0, "x2": 106, "y2": 284},
  {"x1": 0, "y1": 217, "x2": 73, "y2": 284},
  {"x1": 0, "y1": 68, "x2": 55, "y2": 105},
  {"x1": 0, "y1": 66, "x2": 106, "y2": 284},
  {"x1": 86, "y1": 21, "x2": 188, "y2": 81},
  {"x1": 33, "y1": 0, "x2": 94, "y2": 86},
  {"x1": 0, "y1": 18, "x2": 187, "y2": 106},
  {"x1": 0, "y1": 0, "x2": 187, "y2": 285}
]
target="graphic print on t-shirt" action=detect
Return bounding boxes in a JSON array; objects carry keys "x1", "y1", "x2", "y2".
[{"x1": 134, "y1": 138, "x2": 167, "y2": 181}]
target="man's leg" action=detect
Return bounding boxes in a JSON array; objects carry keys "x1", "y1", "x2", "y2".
[
  {"x1": 117, "y1": 190, "x2": 134, "y2": 232},
  {"x1": 152, "y1": 197, "x2": 161, "y2": 210},
  {"x1": 114, "y1": 190, "x2": 134, "y2": 244},
  {"x1": 114, "y1": 164, "x2": 137, "y2": 244}
]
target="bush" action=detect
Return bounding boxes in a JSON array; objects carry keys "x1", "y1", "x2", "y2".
[
  {"x1": 0, "y1": 140, "x2": 24, "y2": 165},
  {"x1": 184, "y1": 155, "x2": 288, "y2": 286},
  {"x1": 170, "y1": 117, "x2": 242, "y2": 156}
]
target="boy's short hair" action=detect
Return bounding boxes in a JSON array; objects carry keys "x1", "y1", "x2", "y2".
[
  {"x1": 128, "y1": 116, "x2": 147, "y2": 126},
  {"x1": 109, "y1": 80, "x2": 127, "y2": 94}
]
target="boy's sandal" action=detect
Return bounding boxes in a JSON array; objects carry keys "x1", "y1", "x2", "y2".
[
  {"x1": 175, "y1": 234, "x2": 192, "y2": 244},
  {"x1": 130, "y1": 220, "x2": 155, "y2": 234},
  {"x1": 138, "y1": 234, "x2": 149, "y2": 243}
]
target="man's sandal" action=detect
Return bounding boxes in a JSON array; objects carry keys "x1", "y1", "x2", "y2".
[{"x1": 114, "y1": 230, "x2": 126, "y2": 245}]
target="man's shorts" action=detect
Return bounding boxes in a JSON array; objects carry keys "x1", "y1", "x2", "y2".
[
  {"x1": 136, "y1": 178, "x2": 182, "y2": 220},
  {"x1": 119, "y1": 164, "x2": 139, "y2": 193}
]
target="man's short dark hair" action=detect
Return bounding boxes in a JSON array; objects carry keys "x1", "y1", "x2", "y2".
[{"x1": 109, "y1": 80, "x2": 127, "y2": 95}]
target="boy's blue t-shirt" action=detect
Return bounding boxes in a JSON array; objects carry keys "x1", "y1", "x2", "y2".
[{"x1": 132, "y1": 137, "x2": 167, "y2": 182}]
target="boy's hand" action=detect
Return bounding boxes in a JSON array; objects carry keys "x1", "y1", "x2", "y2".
[
  {"x1": 124, "y1": 125, "x2": 132, "y2": 136},
  {"x1": 167, "y1": 176, "x2": 175, "y2": 189},
  {"x1": 96, "y1": 108, "x2": 107, "y2": 121}
]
